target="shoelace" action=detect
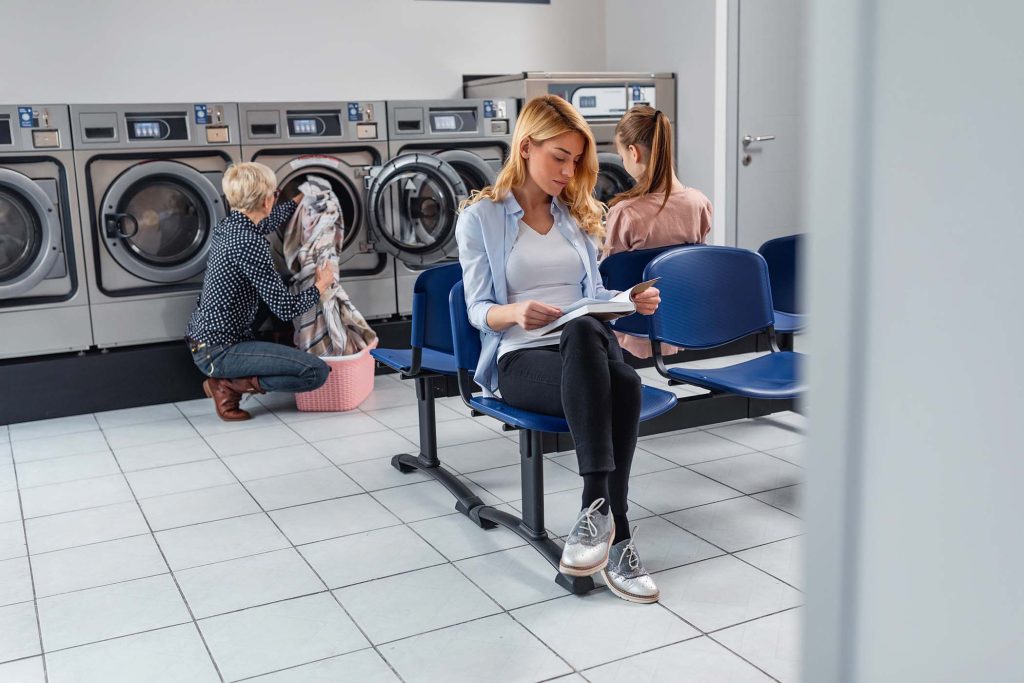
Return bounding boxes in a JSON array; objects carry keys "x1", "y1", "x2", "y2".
[
  {"x1": 573, "y1": 498, "x2": 606, "y2": 539},
  {"x1": 616, "y1": 526, "x2": 642, "y2": 573}
]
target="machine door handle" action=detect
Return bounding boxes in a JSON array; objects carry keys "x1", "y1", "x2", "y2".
[
  {"x1": 742, "y1": 134, "x2": 776, "y2": 147},
  {"x1": 104, "y1": 212, "x2": 139, "y2": 239}
]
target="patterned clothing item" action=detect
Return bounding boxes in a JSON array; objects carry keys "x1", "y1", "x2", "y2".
[
  {"x1": 282, "y1": 176, "x2": 376, "y2": 357},
  {"x1": 186, "y1": 201, "x2": 319, "y2": 346}
]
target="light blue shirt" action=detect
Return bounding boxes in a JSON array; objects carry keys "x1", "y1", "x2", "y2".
[{"x1": 456, "y1": 193, "x2": 618, "y2": 396}]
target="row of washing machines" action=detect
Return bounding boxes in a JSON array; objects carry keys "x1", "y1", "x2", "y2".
[{"x1": 0, "y1": 73, "x2": 675, "y2": 361}]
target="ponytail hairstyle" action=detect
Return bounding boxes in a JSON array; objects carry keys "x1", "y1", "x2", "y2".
[
  {"x1": 609, "y1": 105, "x2": 675, "y2": 214},
  {"x1": 460, "y1": 95, "x2": 605, "y2": 240}
]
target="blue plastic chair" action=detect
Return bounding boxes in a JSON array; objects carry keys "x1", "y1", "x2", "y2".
[
  {"x1": 599, "y1": 244, "x2": 693, "y2": 339},
  {"x1": 371, "y1": 263, "x2": 468, "y2": 491},
  {"x1": 757, "y1": 234, "x2": 805, "y2": 333},
  {"x1": 646, "y1": 246, "x2": 806, "y2": 400},
  {"x1": 449, "y1": 281, "x2": 678, "y2": 594}
]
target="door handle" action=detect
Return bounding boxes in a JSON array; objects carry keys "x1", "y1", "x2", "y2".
[
  {"x1": 104, "y1": 213, "x2": 139, "y2": 239},
  {"x1": 742, "y1": 135, "x2": 776, "y2": 147}
]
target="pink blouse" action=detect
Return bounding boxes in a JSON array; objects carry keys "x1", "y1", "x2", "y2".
[{"x1": 604, "y1": 183, "x2": 712, "y2": 358}]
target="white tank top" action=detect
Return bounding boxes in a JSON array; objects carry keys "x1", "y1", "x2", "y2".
[{"x1": 498, "y1": 219, "x2": 586, "y2": 358}]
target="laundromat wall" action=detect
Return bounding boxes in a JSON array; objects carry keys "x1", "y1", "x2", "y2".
[{"x1": 0, "y1": 0, "x2": 608, "y2": 103}]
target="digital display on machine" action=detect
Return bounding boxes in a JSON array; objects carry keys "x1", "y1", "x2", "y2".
[
  {"x1": 132, "y1": 121, "x2": 162, "y2": 139},
  {"x1": 291, "y1": 118, "x2": 318, "y2": 135},
  {"x1": 578, "y1": 96, "x2": 597, "y2": 109},
  {"x1": 433, "y1": 115, "x2": 457, "y2": 131},
  {"x1": 428, "y1": 110, "x2": 475, "y2": 134}
]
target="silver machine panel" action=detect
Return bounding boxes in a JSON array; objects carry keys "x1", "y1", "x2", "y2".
[
  {"x1": 0, "y1": 104, "x2": 93, "y2": 360},
  {"x1": 239, "y1": 101, "x2": 398, "y2": 322},
  {"x1": 71, "y1": 102, "x2": 242, "y2": 348},
  {"x1": 383, "y1": 98, "x2": 517, "y2": 314}
]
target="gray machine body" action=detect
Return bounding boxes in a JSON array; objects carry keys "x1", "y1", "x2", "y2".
[
  {"x1": 0, "y1": 104, "x2": 93, "y2": 359},
  {"x1": 383, "y1": 98, "x2": 516, "y2": 314},
  {"x1": 71, "y1": 102, "x2": 242, "y2": 348},
  {"x1": 463, "y1": 72, "x2": 676, "y2": 203},
  {"x1": 239, "y1": 100, "x2": 397, "y2": 322}
]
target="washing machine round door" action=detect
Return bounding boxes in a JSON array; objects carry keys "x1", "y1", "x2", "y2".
[
  {"x1": 0, "y1": 168, "x2": 60, "y2": 298},
  {"x1": 273, "y1": 158, "x2": 364, "y2": 266},
  {"x1": 367, "y1": 153, "x2": 467, "y2": 267},
  {"x1": 436, "y1": 149, "x2": 496, "y2": 195},
  {"x1": 595, "y1": 152, "x2": 635, "y2": 204},
  {"x1": 101, "y1": 160, "x2": 223, "y2": 283}
]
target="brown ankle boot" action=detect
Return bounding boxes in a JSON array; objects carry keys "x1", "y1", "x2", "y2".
[
  {"x1": 226, "y1": 376, "x2": 265, "y2": 395},
  {"x1": 203, "y1": 378, "x2": 251, "y2": 421}
]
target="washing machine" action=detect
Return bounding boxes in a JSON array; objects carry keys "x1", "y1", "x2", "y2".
[
  {"x1": 71, "y1": 102, "x2": 241, "y2": 348},
  {"x1": 383, "y1": 98, "x2": 516, "y2": 315},
  {"x1": 0, "y1": 104, "x2": 93, "y2": 360},
  {"x1": 464, "y1": 72, "x2": 676, "y2": 204},
  {"x1": 239, "y1": 101, "x2": 396, "y2": 321}
]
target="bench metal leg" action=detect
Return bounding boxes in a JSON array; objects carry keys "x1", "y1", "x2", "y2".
[
  {"x1": 466, "y1": 428, "x2": 597, "y2": 596},
  {"x1": 391, "y1": 376, "x2": 492, "y2": 524}
]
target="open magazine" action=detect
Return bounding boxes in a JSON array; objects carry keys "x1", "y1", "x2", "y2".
[{"x1": 530, "y1": 278, "x2": 660, "y2": 336}]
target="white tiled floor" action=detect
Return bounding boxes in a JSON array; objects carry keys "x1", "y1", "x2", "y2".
[{"x1": 0, "y1": 373, "x2": 805, "y2": 682}]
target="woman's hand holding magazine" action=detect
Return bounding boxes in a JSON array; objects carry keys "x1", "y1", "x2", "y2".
[{"x1": 528, "y1": 278, "x2": 661, "y2": 336}]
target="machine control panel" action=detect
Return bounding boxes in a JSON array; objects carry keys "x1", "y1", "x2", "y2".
[
  {"x1": 71, "y1": 103, "x2": 239, "y2": 149},
  {"x1": 238, "y1": 102, "x2": 386, "y2": 145},
  {"x1": 388, "y1": 99, "x2": 517, "y2": 140},
  {"x1": 0, "y1": 105, "x2": 72, "y2": 151},
  {"x1": 546, "y1": 83, "x2": 658, "y2": 119}
]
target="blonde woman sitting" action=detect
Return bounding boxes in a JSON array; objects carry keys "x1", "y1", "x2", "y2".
[{"x1": 457, "y1": 96, "x2": 662, "y2": 603}]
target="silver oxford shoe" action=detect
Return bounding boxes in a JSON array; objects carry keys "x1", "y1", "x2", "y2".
[
  {"x1": 602, "y1": 527, "x2": 660, "y2": 603},
  {"x1": 559, "y1": 498, "x2": 615, "y2": 577}
]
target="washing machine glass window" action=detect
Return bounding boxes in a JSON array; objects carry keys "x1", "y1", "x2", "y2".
[
  {"x1": 595, "y1": 152, "x2": 635, "y2": 205},
  {"x1": 117, "y1": 178, "x2": 209, "y2": 266},
  {"x1": 367, "y1": 154, "x2": 466, "y2": 266},
  {"x1": 99, "y1": 160, "x2": 224, "y2": 283},
  {"x1": 0, "y1": 189, "x2": 42, "y2": 281},
  {"x1": 435, "y1": 149, "x2": 495, "y2": 195}
]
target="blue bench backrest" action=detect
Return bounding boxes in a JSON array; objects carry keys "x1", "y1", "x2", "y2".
[
  {"x1": 411, "y1": 262, "x2": 463, "y2": 355},
  {"x1": 599, "y1": 244, "x2": 699, "y2": 336},
  {"x1": 647, "y1": 246, "x2": 775, "y2": 349},
  {"x1": 757, "y1": 234, "x2": 802, "y2": 315}
]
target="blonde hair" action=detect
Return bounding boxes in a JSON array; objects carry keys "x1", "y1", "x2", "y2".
[
  {"x1": 222, "y1": 162, "x2": 277, "y2": 213},
  {"x1": 460, "y1": 95, "x2": 605, "y2": 239},
  {"x1": 610, "y1": 105, "x2": 675, "y2": 214}
]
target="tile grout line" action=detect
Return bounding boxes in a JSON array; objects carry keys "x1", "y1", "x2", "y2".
[
  {"x1": 7, "y1": 433, "x2": 50, "y2": 683},
  {"x1": 96, "y1": 404, "x2": 228, "y2": 683},
  {"x1": 181, "y1": 409, "x2": 411, "y2": 683},
  {"x1": 15, "y1": 402, "x2": 805, "y2": 680},
  {"x1": 397, "y1": 507, "x2": 581, "y2": 676}
]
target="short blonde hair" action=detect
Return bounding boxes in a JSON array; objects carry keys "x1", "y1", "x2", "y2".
[{"x1": 222, "y1": 162, "x2": 277, "y2": 212}]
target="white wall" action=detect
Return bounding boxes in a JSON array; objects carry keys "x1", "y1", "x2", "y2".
[
  {"x1": 0, "y1": 0, "x2": 606, "y2": 103},
  {"x1": 803, "y1": 0, "x2": 1024, "y2": 680},
  {"x1": 605, "y1": 0, "x2": 724, "y2": 243}
]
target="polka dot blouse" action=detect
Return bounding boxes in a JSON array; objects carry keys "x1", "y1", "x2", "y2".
[{"x1": 186, "y1": 201, "x2": 318, "y2": 346}]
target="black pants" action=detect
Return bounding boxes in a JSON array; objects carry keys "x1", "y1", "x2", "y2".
[{"x1": 497, "y1": 316, "x2": 643, "y2": 515}]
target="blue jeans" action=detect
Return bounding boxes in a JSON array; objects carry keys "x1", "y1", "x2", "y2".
[{"x1": 190, "y1": 341, "x2": 330, "y2": 393}]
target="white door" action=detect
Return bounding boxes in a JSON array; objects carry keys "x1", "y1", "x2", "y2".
[{"x1": 734, "y1": 0, "x2": 805, "y2": 250}]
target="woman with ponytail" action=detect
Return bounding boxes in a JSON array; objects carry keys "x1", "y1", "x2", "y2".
[
  {"x1": 457, "y1": 95, "x2": 663, "y2": 603},
  {"x1": 605, "y1": 105, "x2": 713, "y2": 359}
]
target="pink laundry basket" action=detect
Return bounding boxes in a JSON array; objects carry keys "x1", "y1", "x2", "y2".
[{"x1": 294, "y1": 339, "x2": 378, "y2": 412}]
